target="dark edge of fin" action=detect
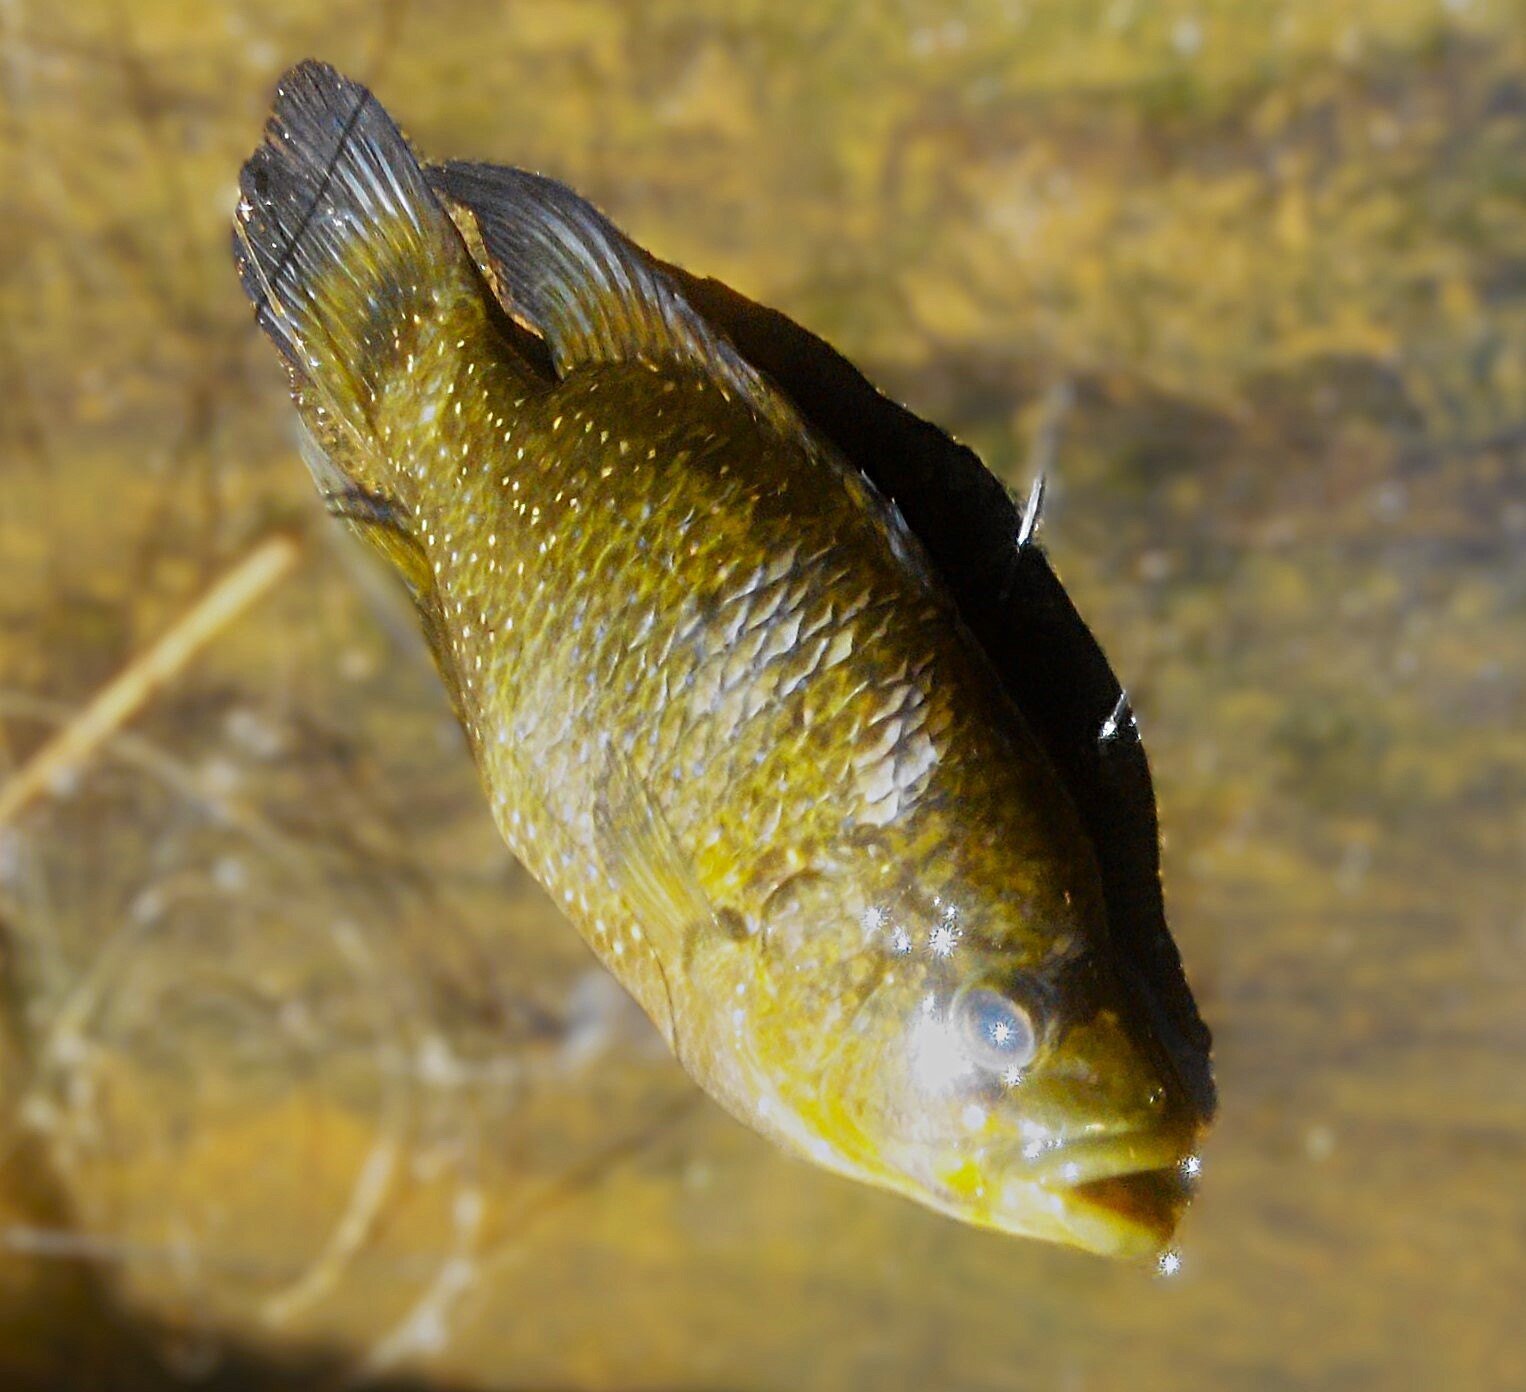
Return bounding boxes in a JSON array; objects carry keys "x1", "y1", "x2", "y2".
[
  {"x1": 233, "y1": 61, "x2": 455, "y2": 407},
  {"x1": 430, "y1": 161, "x2": 793, "y2": 430},
  {"x1": 430, "y1": 160, "x2": 1214, "y2": 1121},
  {"x1": 653, "y1": 264, "x2": 1219, "y2": 1126},
  {"x1": 416, "y1": 153, "x2": 1213, "y2": 1122}
]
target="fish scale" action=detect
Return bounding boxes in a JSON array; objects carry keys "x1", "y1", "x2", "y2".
[
  {"x1": 413, "y1": 355, "x2": 1096, "y2": 1113},
  {"x1": 235, "y1": 61, "x2": 1210, "y2": 1258}
]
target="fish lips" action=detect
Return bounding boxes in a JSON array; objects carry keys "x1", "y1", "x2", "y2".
[{"x1": 994, "y1": 1124, "x2": 1202, "y2": 1260}]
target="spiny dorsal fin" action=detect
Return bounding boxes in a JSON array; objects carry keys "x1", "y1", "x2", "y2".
[{"x1": 431, "y1": 161, "x2": 792, "y2": 429}]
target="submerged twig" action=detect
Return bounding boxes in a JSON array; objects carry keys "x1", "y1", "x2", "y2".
[
  {"x1": 0, "y1": 531, "x2": 303, "y2": 826},
  {"x1": 0, "y1": 692, "x2": 301, "y2": 864}
]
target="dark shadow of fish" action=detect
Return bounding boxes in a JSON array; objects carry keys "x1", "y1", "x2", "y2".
[
  {"x1": 633, "y1": 261, "x2": 1218, "y2": 1125},
  {"x1": 428, "y1": 154, "x2": 1214, "y2": 1123}
]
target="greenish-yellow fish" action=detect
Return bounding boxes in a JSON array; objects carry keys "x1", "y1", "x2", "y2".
[{"x1": 234, "y1": 61, "x2": 1209, "y2": 1259}]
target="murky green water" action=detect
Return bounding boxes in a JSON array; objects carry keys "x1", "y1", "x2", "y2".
[{"x1": 1, "y1": 2, "x2": 1522, "y2": 1388}]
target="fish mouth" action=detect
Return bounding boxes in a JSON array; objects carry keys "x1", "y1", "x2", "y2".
[{"x1": 997, "y1": 1127, "x2": 1200, "y2": 1260}]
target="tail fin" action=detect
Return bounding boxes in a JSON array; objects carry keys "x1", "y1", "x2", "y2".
[{"x1": 233, "y1": 62, "x2": 480, "y2": 439}]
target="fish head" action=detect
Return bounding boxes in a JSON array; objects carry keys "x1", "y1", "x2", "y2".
[{"x1": 746, "y1": 854, "x2": 1207, "y2": 1260}]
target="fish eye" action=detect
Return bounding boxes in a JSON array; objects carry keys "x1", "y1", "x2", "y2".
[{"x1": 955, "y1": 986, "x2": 1038, "y2": 1073}]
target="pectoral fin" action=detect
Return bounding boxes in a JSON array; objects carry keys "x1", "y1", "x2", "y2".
[
  {"x1": 322, "y1": 482, "x2": 470, "y2": 730},
  {"x1": 593, "y1": 742, "x2": 726, "y2": 973}
]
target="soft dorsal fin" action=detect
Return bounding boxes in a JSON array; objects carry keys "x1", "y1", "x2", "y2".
[{"x1": 430, "y1": 161, "x2": 790, "y2": 427}]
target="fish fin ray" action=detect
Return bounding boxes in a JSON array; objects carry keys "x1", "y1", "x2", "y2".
[
  {"x1": 430, "y1": 161, "x2": 793, "y2": 427},
  {"x1": 593, "y1": 744, "x2": 718, "y2": 975},
  {"x1": 236, "y1": 63, "x2": 441, "y2": 369},
  {"x1": 234, "y1": 62, "x2": 504, "y2": 455},
  {"x1": 322, "y1": 483, "x2": 434, "y2": 597},
  {"x1": 319, "y1": 470, "x2": 470, "y2": 727}
]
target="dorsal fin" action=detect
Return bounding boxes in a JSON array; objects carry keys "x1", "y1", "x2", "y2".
[{"x1": 430, "y1": 161, "x2": 791, "y2": 427}]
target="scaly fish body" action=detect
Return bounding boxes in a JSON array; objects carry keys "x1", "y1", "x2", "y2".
[{"x1": 236, "y1": 63, "x2": 1210, "y2": 1258}]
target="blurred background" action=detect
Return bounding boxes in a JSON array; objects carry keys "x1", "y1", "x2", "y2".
[{"x1": 1, "y1": 1, "x2": 1522, "y2": 1388}]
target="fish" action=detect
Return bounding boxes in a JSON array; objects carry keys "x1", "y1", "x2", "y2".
[{"x1": 234, "y1": 61, "x2": 1213, "y2": 1260}]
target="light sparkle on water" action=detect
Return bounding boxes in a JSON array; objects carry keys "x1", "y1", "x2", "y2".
[
  {"x1": 927, "y1": 922, "x2": 960, "y2": 957},
  {"x1": 907, "y1": 1009, "x2": 975, "y2": 1094}
]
